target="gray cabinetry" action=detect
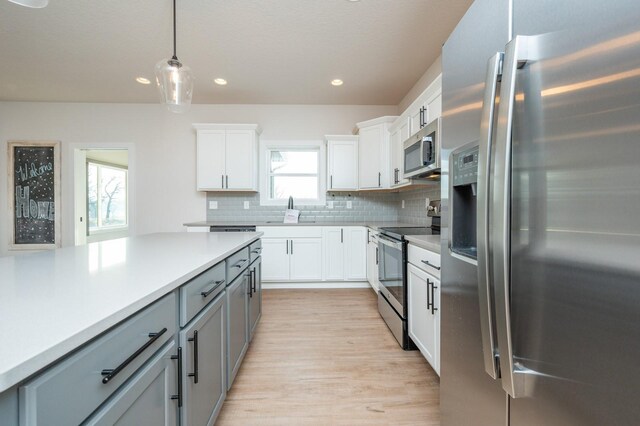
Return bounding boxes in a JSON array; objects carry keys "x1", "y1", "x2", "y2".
[
  {"x1": 226, "y1": 272, "x2": 250, "y2": 390},
  {"x1": 179, "y1": 261, "x2": 226, "y2": 327},
  {"x1": 179, "y1": 291, "x2": 226, "y2": 426},
  {"x1": 19, "y1": 294, "x2": 176, "y2": 426},
  {"x1": 248, "y1": 256, "x2": 262, "y2": 341},
  {"x1": 83, "y1": 341, "x2": 178, "y2": 426}
]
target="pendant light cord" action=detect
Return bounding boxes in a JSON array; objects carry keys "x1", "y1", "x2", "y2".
[{"x1": 172, "y1": 0, "x2": 177, "y2": 60}]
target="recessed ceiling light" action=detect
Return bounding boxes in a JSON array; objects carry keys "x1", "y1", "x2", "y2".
[
  {"x1": 214, "y1": 78, "x2": 228, "y2": 86},
  {"x1": 331, "y1": 79, "x2": 344, "y2": 86},
  {"x1": 136, "y1": 77, "x2": 151, "y2": 85},
  {"x1": 7, "y1": 0, "x2": 48, "y2": 8}
]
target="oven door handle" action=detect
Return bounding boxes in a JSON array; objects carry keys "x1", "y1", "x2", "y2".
[{"x1": 378, "y1": 234, "x2": 403, "y2": 250}]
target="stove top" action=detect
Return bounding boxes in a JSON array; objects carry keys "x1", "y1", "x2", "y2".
[{"x1": 380, "y1": 226, "x2": 440, "y2": 240}]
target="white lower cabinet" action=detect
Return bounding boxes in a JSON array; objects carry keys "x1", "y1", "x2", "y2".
[
  {"x1": 261, "y1": 238, "x2": 290, "y2": 281},
  {"x1": 407, "y1": 262, "x2": 440, "y2": 375},
  {"x1": 83, "y1": 341, "x2": 178, "y2": 426},
  {"x1": 323, "y1": 227, "x2": 367, "y2": 281},
  {"x1": 289, "y1": 238, "x2": 323, "y2": 280},
  {"x1": 179, "y1": 292, "x2": 226, "y2": 426}
]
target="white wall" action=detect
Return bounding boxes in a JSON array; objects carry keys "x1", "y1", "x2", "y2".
[
  {"x1": 0, "y1": 102, "x2": 396, "y2": 256},
  {"x1": 397, "y1": 56, "x2": 442, "y2": 113}
]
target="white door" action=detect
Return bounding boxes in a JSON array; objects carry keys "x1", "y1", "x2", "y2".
[
  {"x1": 426, "y1": 93, "x2": 442, "y2": 122},
  {"x1": 328, "y1": 140, "x2": 358, "y2": 190},
  {"x1": 289, "y1": 238, "x2": 323, "y2": 281},
  {"x1": 322, "y1": 227, "x2": 345, "y2": 280},
  {"x1": 261, "y1": 238, "x2": 290, "y2": 281},
  {"x1": 344, "y1": 227, "x2": 367, "y2": 281},
  {"x1": 358, "y1": 125, "x2": 382, "y2": 189},
  {"x1": 224, "y1": 130, "x2": 254, "y2": 190},
  {"x1": 197, "y1": 130, "x2": 226, "y2": 190},
  {"x1": 407, "y1": 263, "x2": 438, "y2": 373}
]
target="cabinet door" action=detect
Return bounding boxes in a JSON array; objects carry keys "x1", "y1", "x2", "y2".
[
  {"x1": 83, "y1": 341, "x2": 178, "y2": 426},
  {"x1": 397, "y1": 119, "x2": 411, "y2": 185},
  {"x1": 344, "y1": 227, "x2": 367, "y2": 281},
  {"x1": 248, "y1": 258, "x2": 262, "y2": 341},
  {"x1": 410, "y1": 106, "x2": 424, "y2": 135},
  {"x1": 225, "y1": 130, "x2": 255, "y2": 190},
  {"x1": 328, "y1": 140, "x2": 358, "y2": 190},
  {"x1": 426, "y1": 93, "x2": 442, "y2": 122},
  {"x1": 197, "y1": 130, "x2": 226, "y2": 191},
  {"x1": 180, "y1": 293, "x2": 226, "y2": 426},
  {"x1": 289, "y1": 238, "x2": 323, "y2": 281},
  {"x1": 358, "y1": 125, "x2": 383, "y2": 189},
  {"x1": 322, "y1": 228, "x2": 345, "y2": 280},
  {"x1": 366, "y1": 240, "x2": 375, "y2": 285},
  {"x1": 226, "y1": 274, "x2": 249, "y2": 389},
  {"x1": 407, "y1": 264, "x2": 438, "y2": 372},
  {"x1": 261, "y1": 238, "x2": 290, "y2": 281}
]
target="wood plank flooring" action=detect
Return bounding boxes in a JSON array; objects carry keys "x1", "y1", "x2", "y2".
[{"x1": 217, "y1": 288, "x2": 440, "y2": 425}]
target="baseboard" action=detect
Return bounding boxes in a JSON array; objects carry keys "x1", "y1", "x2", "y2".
[{"x1": 262, "y1": 281, "x2": 372, "y2": 289}]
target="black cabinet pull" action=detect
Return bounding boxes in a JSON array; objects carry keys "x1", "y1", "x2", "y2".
[
  {"x1": 233, "y1": 259, "x2": 248, "y2": 269},
  {"x1": 341, "y1": 228, "x2": 344, "y2": 243},
  {"x1": 101, "y1": 327, "x2": 167, "y2": 384},
  {"x1": 378, "y1": 172, "x2": 381, "y2": 187},
  {"x1": 201, "y1": 280, "x2": 225, "y2": 297},
  {"x1": 221, "y1": 175, "x2": 224, "y2": 188},
  {"x1": 427, "y1": 279, "x2": 432, "y2": 310},
  {"x1": 187, "y1": 330, "x2": 199, "y2": 383},
  {"x1": 225, "y1": 175, "x2": 229, "y2": 188},
  {"x1": 330, "y1": 175, "x2": 333, "y2": 189},
  {"x1": 375, "y1": 247, "x2": 379, "y2": 265},
  {"x1": 421, "y1": 260, "x2": 441, "y2": 270},
  {"x1": 290, "y1": 240, "x2": 293, "y2": 254},
  {"x1": 251, "y1": 247, "x2": 262, "y2": 254},
  {"x1": 171, "y1": 346, "x2": 183, "y2": 407},
  {"x1": 286, "y1": 240, "x2": 288, "y2": 254},
  {"x1": 431, "y1": 282, "x2": 438, "y2": 315},
  {"x1": 251, "y1": 268, "x2": 257, "y2": 294}
]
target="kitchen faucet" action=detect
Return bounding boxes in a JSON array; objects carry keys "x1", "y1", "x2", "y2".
[{"x1": 287, "y1": 196, "x2": 294, "y2": 209}]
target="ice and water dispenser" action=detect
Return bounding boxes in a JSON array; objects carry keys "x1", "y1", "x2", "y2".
[{"x1": 450, "y1": 143, "x2": 479, "y2": 259}]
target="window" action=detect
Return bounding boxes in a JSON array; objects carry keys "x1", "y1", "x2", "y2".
[
  {"x1": 267, "y1": 149, "x2": 320, "y2": 202},
  {"x1": 87, "y1": 162, "x2": 128, "y2": 233}
]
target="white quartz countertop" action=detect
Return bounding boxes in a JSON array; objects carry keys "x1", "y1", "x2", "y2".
[
  {"x1": 0, "y1": 232, "x2": 261, "y2": 393},
  {"x1": 184, "y1": 220, "x2": 420, "y2": 231},
  {"x1": 406, "y1": 235, "x2": 441, "y2": 254}
]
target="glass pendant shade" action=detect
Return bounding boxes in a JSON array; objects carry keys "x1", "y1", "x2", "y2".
[
  {"x1": 7, "y1": 0, "x2": 48, "y2": 7},
  {"x1": 155, "y1": 58, "x2": 194, "y2": 113}
]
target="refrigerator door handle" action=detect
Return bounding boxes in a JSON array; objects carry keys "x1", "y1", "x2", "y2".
[
  {"x1": 492, "y1": 35, "x2": 538, "y2": 399},
  {"x1": 477, "y1": 51, "x2": 504, "y2": 381}
]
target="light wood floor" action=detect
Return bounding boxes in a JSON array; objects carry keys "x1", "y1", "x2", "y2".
[{"x1": 217, "y1": 288, "x2": 440, "y2": 425}]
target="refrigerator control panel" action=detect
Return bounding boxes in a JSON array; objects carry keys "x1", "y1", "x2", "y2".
[{"x1": 452, "y1": 145, "x2": 479, "y2": 186}]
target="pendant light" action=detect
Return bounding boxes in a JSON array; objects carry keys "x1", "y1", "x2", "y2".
[
  {"x1": 155, "y1": 0, "x2": 193, "y2": 113},
  {"x1": 7, "y1": 0, "x2": 48, "y2": 7}
]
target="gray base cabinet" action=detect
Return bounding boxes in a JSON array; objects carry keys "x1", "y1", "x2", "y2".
[
  {"x1": 179, "y1": 292, "x2": 226, "y2": 426},
  {"x1": 83, "y1": 341, "x2": 178, "y2": 426},
  {"x1": 226, "y1": 272, "x2": 250, "y2": 390},
  {"x1": 248, "y1": 257, "x2": 262, "y2": 341}
]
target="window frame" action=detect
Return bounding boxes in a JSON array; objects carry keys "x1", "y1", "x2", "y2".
[
  {"x1": 86, "y1": 160, "x2": 129, "y2": 235},
  {"x1": 259, "y1": 140, "x2": 326, "y2": 206}
]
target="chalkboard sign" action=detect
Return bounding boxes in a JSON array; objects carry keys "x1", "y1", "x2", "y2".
[{"x1": 8, "y1": 141, "x2": 61, "y2": 249}]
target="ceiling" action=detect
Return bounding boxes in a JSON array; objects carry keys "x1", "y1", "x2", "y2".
[{"x1": 0, "y1": 0, "x2": 472, "y2": 105}]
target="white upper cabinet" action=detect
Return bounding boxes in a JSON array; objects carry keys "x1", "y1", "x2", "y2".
[
  {"x1": 356, "y1": 116, "x2": 397, "y2": 190},
  {"x1": 194, "y1": 124, "x2": 260, "y2": 191},
  {"x1": 407, "y1": 75, "x2": 443, "y2": 136},
  {"x1": 389, "y1": 117, "x2": 411, "y2": 188},
  {"x1": 326, "y1": 135, "x2": 359, "y2": 191}
]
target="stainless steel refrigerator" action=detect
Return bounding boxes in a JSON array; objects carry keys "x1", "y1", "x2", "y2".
[{"x1": 441, "y1": 0, "x2": 640, "y2": 425}]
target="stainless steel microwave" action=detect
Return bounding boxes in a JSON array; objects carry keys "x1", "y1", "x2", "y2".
[{"x1": 403, "y1": 117, "x2": 440, "y2": 179}]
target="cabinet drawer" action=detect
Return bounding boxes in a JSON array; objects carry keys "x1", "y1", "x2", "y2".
[
  {"x1": 249, "y1": 239, "x2": 262, "y2": 263},
  {"x1": 408, "y1": 244, "x2": 441, "y2": 278},
  {"x1": 225, "y1": 246, "x2": 250, "y2": 284},
  {"x1": 180, "y1": 261, "x2": 226, "y2": 327},
  {"x1": 19, "y1": 293, "x2": 177, "y2": 426}
]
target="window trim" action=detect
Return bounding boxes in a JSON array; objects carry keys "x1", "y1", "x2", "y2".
[
  {"x1": 86, "y1": 160, "x2": 129, "y2": 234},
  {"x1": 259, "y1": 140, "x2": 326, "y2": 206}
]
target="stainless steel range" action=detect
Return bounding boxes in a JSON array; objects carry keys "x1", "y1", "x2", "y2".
[{"x1": 378, "y1": 211, "x2": 440, "y2": 350}]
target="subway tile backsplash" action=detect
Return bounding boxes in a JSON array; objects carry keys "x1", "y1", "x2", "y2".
[{"x1": 205, "y1": 186, "x2": 440, "y2": 225}]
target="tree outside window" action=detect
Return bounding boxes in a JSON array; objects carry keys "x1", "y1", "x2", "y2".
[{"x1": 87, "y1": 162, "x2": 128, "y2": 233}]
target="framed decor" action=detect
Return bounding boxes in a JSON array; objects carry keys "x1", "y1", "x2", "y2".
[{"x1": 8, "y1": 141, "x2": 61, "y2": 250}]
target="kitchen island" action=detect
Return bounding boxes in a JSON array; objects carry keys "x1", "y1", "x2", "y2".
[{"x1": 0, "y1": 231, "x2": 262, "y2": 425}]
